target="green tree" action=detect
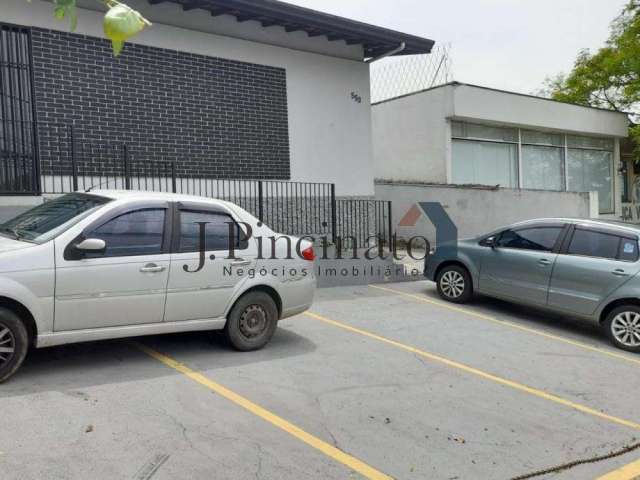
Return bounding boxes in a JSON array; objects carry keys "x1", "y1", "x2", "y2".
[
  {"x1": 544, "y1": 1, "x2": 640, "y2": 155},
  {"x1": 43, "y1": 0, "x2": 151, "y2": 56}
]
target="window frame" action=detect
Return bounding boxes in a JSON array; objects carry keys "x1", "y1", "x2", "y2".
[
  {"x1": 451, "y1": 138, "x2": 519, "y2": 188},
  {"x1": 172, "y1": 202, "x2": 249, "y2": 254},
  {"x1": 64, "y1": 200, "x2": 173, "y2": 261},
  {"x1": 450, "y1": 120, "x2": 616, "y2": 214},
  {"x1": 559, "y1": 224, "x2": 640, "y2": 263}
]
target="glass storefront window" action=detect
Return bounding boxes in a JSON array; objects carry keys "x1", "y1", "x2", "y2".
[
  {"x1": 452, "y1": 139, "x2": 518, "y2": 188},
  {"x1": 450, "y1": 121, "x2": 616, "y2": 214},
  {"x1": 451, "y1": 121, "x2": 518, "y2": 143},
  {"x1": 521, "y1": 145, "x2": 564, "y2": 191},
  {"x1": 567, "y1": 135, "x2": 614, "y2": 150},
  {"x1": 521, "y1": 130, "x2": 563, "y2": 147},
  {"x1": 567, "y1": 149, "x2": 614, "y2": 214}
]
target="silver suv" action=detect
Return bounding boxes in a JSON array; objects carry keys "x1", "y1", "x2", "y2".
[
  {"x1": 0, "y1": 191, "x2": 316, "y2": 382},
  {"x1": 425, "y1": 218, "x2": 640, "y2": 353}
]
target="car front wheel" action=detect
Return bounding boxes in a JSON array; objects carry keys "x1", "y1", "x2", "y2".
[
  {"x1": 604, "y1": 306, "x2": 640, "y2": 353},
  {"x1": 224, "y1": 291, "x2": 279, "y2": 351},
  {"x1": 0, "y1": 308, "x2": 29, "y2": 383},
  {"x1": 436, "y1": 265, "x2": 472, "y2": 304}
]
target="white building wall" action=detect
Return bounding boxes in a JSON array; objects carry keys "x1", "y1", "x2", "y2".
[
  {"x1": 372, "y1": 83, "x2": 629, "y2": 217},
  {"x1": 372, "y1": 86, "x2": 453, "y2": 183},
  {"x1": 375, "y1": 182, "x2": 596, "y2": 244},
  {"x1": 452, "y1": 84, "x2": 629, "y2": 137},
  {"x1": 3, "y1": 0, "x2": 374, "y2": 196}
]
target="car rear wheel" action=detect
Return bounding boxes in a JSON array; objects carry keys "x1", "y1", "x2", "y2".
[
  {"x1": 224, "y1": 291, "x2": 278, "y2": 351},
  {"x1": 436, "y1": 265, "x2": 472, "y2": 303},
  {"x1": 0, "y1": 308, "x2": 29, "y2": 383},
  {"x1": 604, "y1": 306, "x2": 640, "y2": 353}
]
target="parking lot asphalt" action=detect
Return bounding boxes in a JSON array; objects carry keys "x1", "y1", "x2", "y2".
[{"x1": 1, "y1": 280, "x2": 640, "y2": 480}]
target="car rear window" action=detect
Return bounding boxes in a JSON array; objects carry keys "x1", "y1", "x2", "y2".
[
  {"x1": 179, "y1": 210, "x2": 245, "y2": 252},
  {"x1": 619, "y1": 238, "x2": 639, "y2": 262},
  {"x1": 567, "y1": 228, "x2": 638, "y2": 261}
]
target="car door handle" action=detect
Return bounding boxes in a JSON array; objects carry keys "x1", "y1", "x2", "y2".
[
  {"x1": 231, "y1": 258, "x2": 251, "y2": 267},
  {"x1": 538, "y1": 258, "x2": 552, "y2": 266},
  {"x1": 612, "y1": 269, "x2": 629, "y2": 277},
  {"x1": 140, "y1": 263, "x2": 166, "y2": 273}
]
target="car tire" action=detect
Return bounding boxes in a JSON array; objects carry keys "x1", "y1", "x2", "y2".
[
  {"x1": 436, "y1": 265, "x2": 473, "y2": 304},
  {"x1": 603, "y1": 305, "x2": 640, "y2": 353},
  {"x1": 0, "y1": 308, "x2": 29, "y2": 383},
  {"x1": 224, "y1": 291, "x2": 279, "y2": 352}
]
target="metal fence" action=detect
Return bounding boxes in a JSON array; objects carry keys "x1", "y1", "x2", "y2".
[
  {"x1": 7, "y1": 121, "x2": 394, "y2": 245},
  {"x1": 0, "y1": 25, "x2": 39, "y2": 195},
  {"x1": 335, "y1": 199, "x2": 392, "y2": 249},
  {"x1": 370, "y1": 44, "x2": 453, "y2": 104},
  {"x1": 42, "y1": 142, "x2": 335, "y2": 237}
]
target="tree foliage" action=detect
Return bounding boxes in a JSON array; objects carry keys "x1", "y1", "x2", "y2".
[
  {"x1": 48, "y1": 0, "x2": 151, "y2": 56},
  {"x1": 545, "y1": 1, "x2": 640, "y2": 154}
]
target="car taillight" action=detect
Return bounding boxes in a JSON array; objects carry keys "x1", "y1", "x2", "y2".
[{"x1": 301, "y1": 246, "x2": 316, "y2": 261}]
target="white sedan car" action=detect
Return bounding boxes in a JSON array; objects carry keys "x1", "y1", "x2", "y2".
[{"x1": 0, "y1": 190, "x2": 316, "y2": 382}]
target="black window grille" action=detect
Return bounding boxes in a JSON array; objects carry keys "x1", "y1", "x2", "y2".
[{"x1": 0, "y1": 23, "x2": 39, "y2": 195}]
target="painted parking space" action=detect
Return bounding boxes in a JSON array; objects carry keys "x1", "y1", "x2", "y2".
[
  {"x1": 0, "y1": 340, "x2": 355, "y2": 480},
  {"x1": 368, "y1": 283, "x2": 640, "y2": 367},
  {"x1": 1, "y1": 281, "x2": 639, "y2": 479},
  {"x1": 596, "y1": 458, "x2": 640, "y2": 480},
  {"x1": 134, "y1": 341, "x2": 392, "y2": 480},
  {"x1": 373, "y1": 281, "x2": 638, "y2": 361},
  {"x1": 308, "y1": 283, "x2": 640, "y2": 422},
  {"x1": 140, "y1": 287, "x2": 640, "y2": 479}
]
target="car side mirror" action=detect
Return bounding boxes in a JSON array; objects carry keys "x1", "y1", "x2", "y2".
[
  {"x1": 483, "y1": 236, "x2": 496, "y2": 248},
  {"x1": 65, "y1": 237, "x2": 107, "y2": 261},
  {"x1": 75, "y1": 238, "x2": 106, "y2": 253}
]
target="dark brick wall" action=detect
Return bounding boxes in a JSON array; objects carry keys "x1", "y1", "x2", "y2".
[{"x1": 30, "y1": 28, "x2": 290, "y2": 179}]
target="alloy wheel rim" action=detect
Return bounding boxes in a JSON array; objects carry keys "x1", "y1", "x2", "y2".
[
  {"x1": 0, "y1": 323, "x2": 15, "y2": 367},
  {"x1": 611, "y1": 312, "x2": 640, "y2": 347},
  {"x1": 440, "y1": 271, "x2": 465, "y2": 299},
  {"x1": 239, "y1": 305, "x2": 268, "y2": 339}
]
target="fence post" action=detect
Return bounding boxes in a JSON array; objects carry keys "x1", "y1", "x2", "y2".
[
  {"x1": 387, "y1": 201, "x2": 393, "y2": 250},
  {"x1": 330, "y1": 183, "x2": 337, "y2": 244},
  {"x1": 32, "y1": 122, "x2": 42, "y2": 195},
  {"x1": 258, "y1": 181, "x2": 264, "y2": 223},
  {"x1": 123, "y1": 144, "x2": 131, "y2": 190},
  {"x1": 171, "y1": 161, "x2": 177, "y2": 193},
  {"x1": 69, "y1": 125, "x2": 78, "y2": 192}
]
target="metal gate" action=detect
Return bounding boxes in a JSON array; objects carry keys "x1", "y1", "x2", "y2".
[{"x1": 0, "y1": 24, "x2": 39, "y2": 195}]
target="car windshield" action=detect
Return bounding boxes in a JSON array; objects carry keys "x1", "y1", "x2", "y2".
[{"x1": 0, "y1": 193, "x2": 111, "y2": 244}]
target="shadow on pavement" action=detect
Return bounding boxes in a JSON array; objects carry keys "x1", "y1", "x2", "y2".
[
  {"x1": 0, "y1": 326, "x2": 316, "y2": 397},
  {"x1": 420, "y1": 286, "x2": 605, "y2": 343}
]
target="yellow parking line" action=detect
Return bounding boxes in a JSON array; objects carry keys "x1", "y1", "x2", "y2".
[
  {"x1": 133, "y1": 342, "x2": 392, "y2": 480},
  {"x1": 596, "y1": 458, "x2": 640, "y2": 479},
  {"x1": 304, "y1": 311, "x2": 640, "y2": 431},
  {"x1": 369, "y1": 284, "x2": 640, "y2": 367}
]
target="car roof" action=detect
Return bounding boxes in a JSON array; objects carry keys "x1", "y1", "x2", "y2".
[
  {"x1": 86, "y1": 189, "x2": 238, "y2": 209},
  {"x1": 511, "y1": 217, "x2": 640, "y2": 235}
]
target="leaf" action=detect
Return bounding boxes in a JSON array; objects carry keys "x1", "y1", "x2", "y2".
[
  {"x1": 104, "y1": 4, "x2": 150, "y2": 57},
  {"x1": 545, "y1": 0, "x2": 640, "y2": 159},
  {"x1": 54, "y1": 6, "x2": 66, "y2": 20},
  {"x1": 69, "y1": 7, "x2": 77, "y2": 32},
  {"x1": 104, "y1": 4, "x2": 149, "y2": 42},
  {"x1": 111, "y1": 39, "x2": 125, "y2": 57},
  {"x1": 52, "y1": 0, "x2": 77, "y2": 31}
]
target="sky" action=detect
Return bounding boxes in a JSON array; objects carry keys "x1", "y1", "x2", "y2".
[{"x1": 287, "y1": 0, "x2": 628, "y2": 95}]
